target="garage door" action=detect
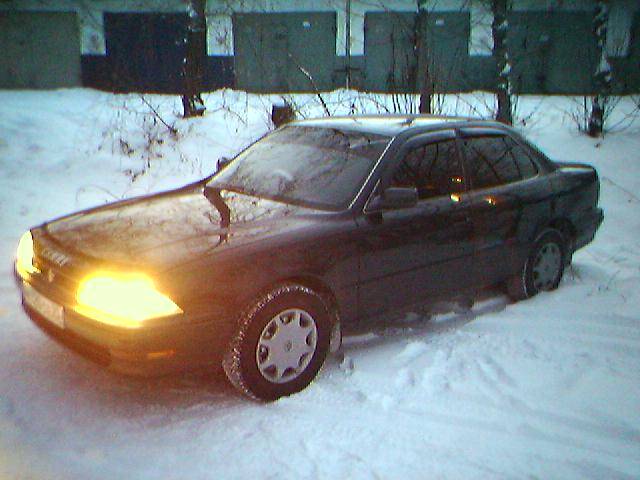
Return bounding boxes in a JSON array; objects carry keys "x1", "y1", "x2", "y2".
[{"x1": 0, "y1": 11, "x2": 81, "y2": 89}]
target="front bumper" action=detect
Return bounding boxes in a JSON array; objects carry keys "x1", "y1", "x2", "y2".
[{"x1": 18, "y1": 277, "x2": 234, "y2": 377}]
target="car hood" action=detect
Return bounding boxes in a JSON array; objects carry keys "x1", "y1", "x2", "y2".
[{"x1": 39, "y1": 185, "x2": 325, "y2": 271}]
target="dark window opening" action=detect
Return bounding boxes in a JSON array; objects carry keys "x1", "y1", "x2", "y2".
[
  {"x1": 463, "y1": 135, "x2": 538, "y2": 190},
  {"x1": 390, "y1": 139, "x2": 464, "y2": 200}
]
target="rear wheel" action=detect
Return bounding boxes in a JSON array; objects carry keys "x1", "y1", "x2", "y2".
[
  {"x1": 223, "y1": 284, "x2": 332, "y2": 401},
  {"x1": 507, "y1": 229, "x2": 566, "y2": 301}
]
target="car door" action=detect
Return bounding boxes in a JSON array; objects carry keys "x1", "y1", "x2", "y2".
[
  {"x1": 458, "y1": 128, "x2": 553, "y2": 288},
  {"x1": 356, "y1": 130, "x2": 475, "y2": 320}
]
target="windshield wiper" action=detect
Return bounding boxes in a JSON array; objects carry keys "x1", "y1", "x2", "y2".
[{"x1": 202, "y1": 186, "x2": 231, "y2": 244}]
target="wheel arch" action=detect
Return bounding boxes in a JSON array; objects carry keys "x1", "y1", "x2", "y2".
[
  {"x1": 527, "y1": 218, "x2": 576, "y2": 252},
  {"x1": 548, "y1": 218, "x2": 577, "y2": 244},
  {"x1": 277, "y1": 274, "x2": 341, "y2": 323},
  {"x1": 546, "y1": 218, "x2": 577, "y2": 264}
]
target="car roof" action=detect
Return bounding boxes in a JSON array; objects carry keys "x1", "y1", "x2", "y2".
[{"x1": 290, "y1": 114, "x2": 512, "y2": 137}]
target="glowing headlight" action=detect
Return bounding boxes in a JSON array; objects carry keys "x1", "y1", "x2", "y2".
[
  {"x1": 16, "y1": 231, "x2": 40, "y2": 279},
  {"x1": 74, "y1": 272, "x2": 182, "y2": 329}
]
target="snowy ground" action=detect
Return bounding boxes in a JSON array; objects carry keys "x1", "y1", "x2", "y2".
[{"x1": 1, "y1": 89, "x2": 639, "y2": 479}]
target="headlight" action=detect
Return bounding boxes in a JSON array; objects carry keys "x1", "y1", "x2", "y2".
[
  {"x1": 74, "y1": 272, "x2": 183, "y2": 329},
  {"x1": 16, "y1": 231, "x2": 40, "y2": 279}
]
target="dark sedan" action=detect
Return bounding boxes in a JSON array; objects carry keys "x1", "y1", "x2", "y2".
[{"x1": 15, "y1": 115, "x2": 603, "y2": 400}]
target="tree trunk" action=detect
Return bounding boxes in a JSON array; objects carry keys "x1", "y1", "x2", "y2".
[
  {"x1": 588, "y1": 0, "x2": 611, "y2": 137},
  {"x1": 182, "y1": 0, "x2": 207, "y2": 118},
  {"x1": 417, "y1": 0, "x2": 432, "y2": 114},
  {"x1": 491, "y1": 0, "x2": 512, "y2": 125}
]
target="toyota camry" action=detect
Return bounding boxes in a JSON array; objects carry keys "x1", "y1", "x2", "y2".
[{"x1": 15, "y1": 115, "x2": 603, "y2": 400}]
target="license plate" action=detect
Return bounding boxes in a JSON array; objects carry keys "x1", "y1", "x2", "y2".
[{"x1": 23, "y1": 283, "x2": 65, "y2": 329}]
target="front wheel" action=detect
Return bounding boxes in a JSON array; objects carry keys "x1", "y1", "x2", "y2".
[
  {"x1": 223, "y1": 284, "x2": 332, "y2": 401},
  {"x1": 507, "y1": 229, "x2": 566, "y2": 301}
]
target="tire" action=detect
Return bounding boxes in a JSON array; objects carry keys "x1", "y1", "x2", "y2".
[
  {"x1": 507, "y1": 229, "x2": 566, "y2": 301},
  {"x1": 222, "y1": 284, "x2": 333, "y2": 401}
]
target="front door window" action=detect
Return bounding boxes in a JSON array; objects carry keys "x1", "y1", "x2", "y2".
[{"x1": 390, "y1": 139, "x2": 465, "y2": 200}]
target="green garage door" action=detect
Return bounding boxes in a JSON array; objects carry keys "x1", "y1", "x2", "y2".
[
  {"x1": 420, "y1": 11, "x2": 470, "y2": 93},
  {"x1": 623, "y1": 12, "x2": 640, "y2": 93},
  {"x1": 364, "y1": 12, "x2": 417, "y2": 92},
  {"x1": 508, "y1": 11, "x2": 597, "y2": 94},
  {"x1": 233, "y1": 12, "x2": 336, "y2": 92},
  {"x1": 0, "y1": 11, "x2": 81, "y2": 89},
  {"x1": 364, "y1": 11, "x2": 470, "y2": 93}
]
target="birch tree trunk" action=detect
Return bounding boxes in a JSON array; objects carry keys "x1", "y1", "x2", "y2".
[
  {"x1": 588, "y1": 0, "x2": 612, "y2": 137},
  {"x1": 491, "y1": 0, "x2": 512, "y2": 125},
  {"x1": 417, "y1": 0, "x2": 432, "y2": 114}
]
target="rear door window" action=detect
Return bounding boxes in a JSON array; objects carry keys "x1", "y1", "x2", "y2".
[
  {"x1": 462, "y1": 135, "x2": 538, "y2": 190},
  {"x1": 509, "y1": 139, "x2": 539, "y2": 180}
]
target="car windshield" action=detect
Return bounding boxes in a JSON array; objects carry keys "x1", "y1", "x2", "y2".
[{"x1": 206, "y1": 125, "x2": 391, "y2": 210}]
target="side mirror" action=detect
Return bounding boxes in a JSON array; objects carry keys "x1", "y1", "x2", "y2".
[
  {"x1": 217, "y1": 156, "x2": 232, "y2": 172},
  {"x1": 368, "y1": 187, "x2": 418, "y2": 212}
]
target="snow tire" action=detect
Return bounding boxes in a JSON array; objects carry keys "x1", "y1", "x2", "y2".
[
  {"x1": 222, "y1": 283, "x2": 333, "y2": 401},
  {"x1": 507, "y1": 229, "x2": 566, "y2": 301}
]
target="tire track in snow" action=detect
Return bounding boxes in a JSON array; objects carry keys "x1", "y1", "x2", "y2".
[{"x1": 468, "y1": 356, "x2": 640, "y2": 462}]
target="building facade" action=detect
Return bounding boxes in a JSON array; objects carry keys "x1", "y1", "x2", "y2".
[{"x1": 1, "y1": 0, "x2": 639, "y2": 93}]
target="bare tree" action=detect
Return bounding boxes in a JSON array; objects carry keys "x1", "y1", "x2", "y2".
[
  {"x1": 416, "y1": 0, "x2": 432, "y2": 114},
  {"x1": 588, "y1": 0, "x2": 612, "y2": 137},
  {"x1": 491, "y1": 0, "x2": 513, "y2": 125},
  {"x1": 182, "y1": 0, "x2": 207, "y2": 118}
]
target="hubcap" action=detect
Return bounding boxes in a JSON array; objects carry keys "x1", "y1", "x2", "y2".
[
  {"x1": 256, "y1": 309, "x2": 318, "y2": 384},
  {"x1": 532, "y1": 242, "x2": 562, "y2": 291}
]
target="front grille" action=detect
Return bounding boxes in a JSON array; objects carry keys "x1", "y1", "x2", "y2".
[
  {"x1": 32, "y1": 262, "x2": 76, "y2": 293},
  {"x1": 31, "y1": 236, "x2": 82, "y2": 305}
]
